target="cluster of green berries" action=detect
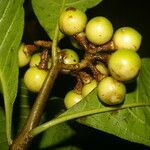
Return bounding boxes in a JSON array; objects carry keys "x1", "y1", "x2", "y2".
[
  {"x1": 18, "y1": 45, "x2": 49, "y2": 92},
  {"x1": 18, "y1": 45, "x2": 79, "y2": 93},
  {"x1": 18, "y1": 7, "x2": 142, "y2": 109},
  {"x1": 59, "y1": 7, "x2": 142, "y2": 108}
]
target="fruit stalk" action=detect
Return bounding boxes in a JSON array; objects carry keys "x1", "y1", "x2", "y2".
[{"x1": 73, "y1": 32, "x2": 116, "y2": 53}]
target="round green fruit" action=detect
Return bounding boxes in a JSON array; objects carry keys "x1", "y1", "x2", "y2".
[
  {"x1": 97, "y1": 77, "x2": 126, "y2": 105},
  {"x1": 61, "y1": 48, "x2": 79, "y2": 73},
  {"x1": 24, "y1": 67, "x2": 48, "y2": 92},
  {"x1": 95, "y1": 62, "x2": 109, "y2": 76},
  {"x1": 59, "y1": 7, "x2": 87, "y2": 35},
  {"x1": 108, "y1": 49, "x2": 141, "y2": 81},
  {"x1": 113, "y1": 27, "x2": 142, "y2": 51},
  {"x1": 18, "y1": 43, "x2": 31, "y2": 67},
  {"x1": 30, "y1": 53, "x2": 52, "y2": 69},
  {"x1": 82, "y1": 79, "x2": 97, "y2": 97},
  {"x1": 64, "y1": 90, "x2": 83, "y2": 109},
  {"x1": 85, "y1": 16, "x2": 113, "y2": 45},
  {"x1": 62, "y1": 49, "x2": 79, "y2": 64}
]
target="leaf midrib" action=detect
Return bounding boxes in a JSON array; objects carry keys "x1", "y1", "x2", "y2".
[{"x1": 30, "y1": 102, "x2": 150, "y2": 138}]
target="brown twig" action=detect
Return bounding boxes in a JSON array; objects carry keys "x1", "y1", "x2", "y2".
[
  {"x1": 78, "y1": 71, "x2": 93, "y2": 84},
  {"x1": 61, "y1": 53, "x2": 92, "y2": 71},
  {"x1": 25, "y1": 44, "x2": 37, "y2": 55},
  {"x1": 61, "y1": 52, "x2": 110, "y2": 72},
  {"x1": 89, "y1": 63, "x2": 106, "y2": 81},
  {"x1": 38, "y1": 50, "x2": 49, "y2": 70},
  {"x1": 73, "y1": 32, "x2": 116, "y2": 53},
  {"x1": 92, "y1": 53, "x2": 111, "y2": 63},
  {"x1": 74, "y1": 75, "x2": 83, "y2": 94},
  {"x1": 34, "y1": 40, "x2": 52, "y2": 49},
  {"x1": 10, "y1": 64, "x2": 61, "y2": 150}
]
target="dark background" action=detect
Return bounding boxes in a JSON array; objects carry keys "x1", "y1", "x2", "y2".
[{"x1": 23, "y1": 0, "x2": 150, "y2": 149}]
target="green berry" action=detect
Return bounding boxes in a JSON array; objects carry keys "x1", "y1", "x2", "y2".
[
  {"x1": 108, "y1": 49, "x2": 141, "y2": 81},
  {"x1": 61, "y1": 48, "x2": 79, "y2": 73},
  {"x1": 29, "y1": 53, "x2": 41, "y2": 67},
  {"x1": 59, "y1": 7, "x2": 87, "y2": 35},
  {"x1": 30, "y1": 53, "x2": 52, "y2": 69},
  {"x1": 113, "y1": 27, "x2": 142, "y2": 51},
  {"x1": 64, "y1": 90, "x2": 83, "y2": 109},
  {"x1": 24, "y1": 67, "x2": 48, "y2": 92},
  {"x1": 18, "y1": 43, "x2": 31, "y2": 67},
  {"x1": 82, "y1": 79, "x2": 97, "y2": 97},
  {"x1": 85, "y1": 16, "x2": 113, "y2": 45},
  {"x1": 62, "y1": 49, "x2": 79, "y2": 65},
  {"x1": 97, "y1": 77, "x2": 126, "y2": 105},
  {"x1": 95, "y1": 62, "x2": 109, "y2": 76}
]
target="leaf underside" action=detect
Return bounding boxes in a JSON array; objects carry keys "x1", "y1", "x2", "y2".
[{"x1": 58, "y1": 58, "x2": 150, "y2": 146}]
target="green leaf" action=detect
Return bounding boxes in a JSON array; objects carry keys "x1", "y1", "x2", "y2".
[
  {"x1": 0, "y1": 0, "x2": 24, "y2": 143},
  {"x1": 31, "y1": 58, "x2": 150, "y2": 147},
  {"x1": 38, "y1": 123, "x2": 76, "y2": 149},
  {"x1": 76, "y1": 58, "x2": 150, "y2": 146},
  {"x1": 0, "y1": 106, "x2": 8, "y2": 150},
  {"x1": 31, "y1": 0, "x2": 103, "y2": 39}
]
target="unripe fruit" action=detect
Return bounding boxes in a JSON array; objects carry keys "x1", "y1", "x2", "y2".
[
  {"x1": 61, "y1": 49, "x2": 79, "y2": 73},
  {"x1": 82, "y1": 80, "x2": 97, "y2": 97},
  {"x1": 108, "y1": 49, "x2": 141, "y2": 81},
  {"x1": 59, "y1": 7, "x2": 87, "y2": 35},
  {"x1": 18, "y1": 43, "x2": 31, "y2": 67},
  {"x1": 95, "y1": 62, "x2": 109, "y2": 76},
  {"x1": 64, "y1": 90, "x2": 83, "y2": 109},
  {"x1": 24, "y1": 67, "x2": 48, "y2": 92},
  {"x1": 62, "y1": 49, "x2": 79, "y2": 65},
  {"x1": 30, "y1": 53, "x2": 52, "y2": 69},
  {"x1": 85, "y1": 16, "x2": 113, "y2": 45},
  {"x1": 113, "y1": 27, "x2": 142, "y2": 51},
  {"x1": 97, "y1": 77, "x2": 126, "y2": 105}
]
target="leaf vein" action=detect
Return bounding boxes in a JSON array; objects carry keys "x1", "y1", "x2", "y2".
[
  {"x1": 128, "y1": 108, "x2": 145, "y2": 124},
  {"x1": 0, "y1": 0, "x2": 11, "y2": 23}
]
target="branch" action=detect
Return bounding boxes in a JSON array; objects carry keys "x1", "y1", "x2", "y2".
[
  {"x1": 61, "y1": 52, "x2": 110, "y2": 71},
  {"x1": 73, "y1": 32, "x2": 116, "y2": 53},
  {"x1": 38, "y1": 49, "x2": 49, "y2": 70},
  {"x1": 10, "y1": 64, "x2": 61, "y2": 150},
  {"x1": 30, "y1": 103, "x2": 150, "y2": 138},
  {"x1": 34, "y1": 40, "x2": 52, "y2": 49}
]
